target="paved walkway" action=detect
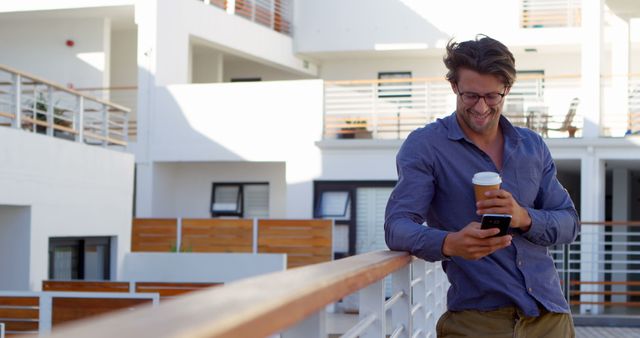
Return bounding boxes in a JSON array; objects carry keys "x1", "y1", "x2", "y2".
[{"x1": 576, "y1": 326, "x2": 640, "y2": 338}]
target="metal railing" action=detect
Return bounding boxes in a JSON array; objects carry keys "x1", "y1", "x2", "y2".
[
  {"x1": 0, "y1": 64, "x2": 130, "y2": 147},
  {"x1": 551, "y1": 221, "x2": 640, "y2": 315},
  {"x1": 201, "y1": 0, "x2": 292, "y2": 36},
  {"x1": 520, "y1": 0, "x2": 581, "y2": 28},
  {"x1": 75, "y1": 85, "x2": 137, "y2": 141},
  {"x1": 325, "y1": 73, "x2": 640, "y2": 140},
  {"x1": 36, "y1": 251, "x2": 448, "y2": 337}
]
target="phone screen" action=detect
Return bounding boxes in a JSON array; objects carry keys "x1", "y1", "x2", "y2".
[{"x1": 481, "y1": 214, "x2": 512, "y2": 237}]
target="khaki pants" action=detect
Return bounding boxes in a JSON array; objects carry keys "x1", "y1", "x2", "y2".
[{"x1": 436, "y1": 306, "x2": 575, "y2": 338}]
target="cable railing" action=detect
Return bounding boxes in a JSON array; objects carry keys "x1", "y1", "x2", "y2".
[
  {"x1": 550, "y1": 221, "x2": 640, "y2": 315},
  {"x1": 325, "y1": 73, "x2": 640, "y2": 140},
  {"x1": 35, "y1": 251, "x2": 448, "y2": 337},
  {"x1": 75, "y1": 85, "x2": 137, "y2": 141},
  {"x1": 200, "y1": 0, "x2": 292, "y2": 36},
  {"x1": 0, "y1": 64, "x2": 130, "y2": 147},
  {"x1": 520, "y1": 0, "x2": 581, "y2": 28}
]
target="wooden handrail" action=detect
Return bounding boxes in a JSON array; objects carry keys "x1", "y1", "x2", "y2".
[
  {"x1": 581, "y1": 221, "x2": 640, "y2": 226},
  {"x1": 43, "y1": 250, "x2": 411, "y2": 338},
  {"x1": 0, "y1": 64, "x2": 130, "y2": 113}
]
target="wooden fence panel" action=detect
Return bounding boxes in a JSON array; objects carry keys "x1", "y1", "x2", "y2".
[
  {"x1": 258, "y1": 219, "x2": 332, "y2": 269},
  {"x1": 43, "y1": 281, "x2": 129, "y2": 293},
  {"x1": 0, "y1": 296, "x2": 39, "y2": 335},
  {"x1": 131, "y1": 219, "x2": 177, "y2": 252},
  {"x1": 181, "y1": 219, "x2": 253, "y2": 253},
  {"x1": 135, "y1": 282, "x2": 221, "y2": 299},
  {"x1": 52, "y1": 298, "x2": 152, "y2": 326}
]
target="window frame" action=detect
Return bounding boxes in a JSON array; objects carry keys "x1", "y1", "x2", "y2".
[
  {"x1": 210, "y1": 182, "x2": 269, "y2": 218},
  {"x1": 48, "y1": 236, "x2": 111, "y2": 280}
]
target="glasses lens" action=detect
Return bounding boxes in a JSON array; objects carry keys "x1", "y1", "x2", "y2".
[
  {"x1": 461, "y1": 93, "x2": 479, "y2": 105},
  {"x1": 485, "y1": 93, "x2": 502, "y2": 105}
]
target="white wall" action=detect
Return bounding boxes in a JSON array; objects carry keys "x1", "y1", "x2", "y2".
[
  {"x1": 0, "y1": 127, "x2": 135, "y2": 290},
  {"x1": 0, "y1": 0, "x2": 134, "y2": 12},
  {"x1": 0, "y1": 206, "x2": 31, "y2": 290},
  {"x1": 224, "y1": 59, "x2": 310, "y2": 82},
  {"x1": 110, "y1": 28, "x2": 138, "y2": 118},
  {"x1": 122, "y1": 252, "x2": 286, "y2": 283},
  {"x1": 192, "y1": 47, "x2": 223, "y2": 83},
  {"x1": 151, "y1": 162, "x2": 286, "y2": 218},
  {"x1": 294, "y1": 0, "x2": 581, "y2": 54},
  {"x1": 0, "y1": 16, "x2": 110, "y2": 89}
]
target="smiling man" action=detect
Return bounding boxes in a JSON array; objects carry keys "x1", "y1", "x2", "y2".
[{"x1": 384, "y1": 35, "x2": 579, "y2": 337}]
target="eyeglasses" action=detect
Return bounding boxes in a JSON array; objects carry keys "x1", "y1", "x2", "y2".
[{"x1": 457, "y1": 89, "x2": 507, "y2": 106}]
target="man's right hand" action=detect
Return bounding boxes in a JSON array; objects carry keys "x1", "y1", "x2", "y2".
[{"x1": 442, "y1": 222, "x2": 512, "y2": 260}]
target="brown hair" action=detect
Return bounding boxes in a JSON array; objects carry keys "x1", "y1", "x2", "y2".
[{"x1": 443, "y1": 35, "x2": 516, "y2": 88}]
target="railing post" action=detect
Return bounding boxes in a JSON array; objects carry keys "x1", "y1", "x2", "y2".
[
  {"x1": 372, "y1": 83, "x2": 378, "y2": 138},
  {"x1": 0, "y1": 322, "x2": 4, "y2": 338},
  {"x1": 253, "y1": 218, "x2": 259, "y2": 254},
  {"x1": 251, "y1": 0, "x2": 256, "y2": 22},
  {"x1": 123, "y1": 109, "x2": 129, "y2": 145},
  {"x1": 412, "y1": 259, "x2": 426, "y2": 336},
  {"x1": 102, "y1": 103, "x2": 109, "y2": 147},
  {"x1": 46, "y1": 87, "x2": 54, "y2": 136},
  {"x1": 226, "y1": 0, "x2": 235, "y2": 14},
  {"x1": 269, "y1": 0, "x2": 275, "y2": 30},
  {"x1": 39, "y1": 293, "x2": 53, "y2": 335},
  {"x1": 13, "y1": 73, "x2": 21, "y2": 129},
  {"x1": 77, "y1": 96, "x2": 84, "y2": 143},
  {"x1": 359, "y1": 279, "x2": 385, "y2": 338},
  {"x1": 391, "y1": 263, "x2": 411, "y2": 338},
  {"x1": 176, "y1": 218, "x2": 182, "y2": 253},
  {"x1": 280, "y1": 309, "x2": 326, "y2": 338}
]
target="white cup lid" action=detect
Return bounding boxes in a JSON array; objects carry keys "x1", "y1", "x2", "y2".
[{"x1": 472, "y1": 171, "x2": 501, "y2": 185}]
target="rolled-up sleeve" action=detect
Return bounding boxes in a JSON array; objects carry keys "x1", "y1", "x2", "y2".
[
  {"x1": 522, "y1": 142, "x2": 580, "y2": 246},
  {"x1": 384, "y1": 134, "x2": 449, "y2": 262}
]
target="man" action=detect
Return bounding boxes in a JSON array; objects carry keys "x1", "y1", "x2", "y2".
[{"x1": 384, "y1": 35, "x2": 579, "y2": 337}]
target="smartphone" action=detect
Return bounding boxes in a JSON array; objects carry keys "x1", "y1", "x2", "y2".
[{"x1": 481, "y1": 214, "x2": 512, "y2": 237}]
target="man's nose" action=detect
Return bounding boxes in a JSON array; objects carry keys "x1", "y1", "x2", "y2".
[{"x1": 473, "y1": 96, "x2": 490, "y2": 110}]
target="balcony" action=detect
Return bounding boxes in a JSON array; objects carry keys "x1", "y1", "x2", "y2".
[
  {"x1": 201, "y1": 0, "x2": 292, "y2": 36},
  {"x1": 0, "y1": 64, "x2": 130, "y2": 148},
  {"x1": 520, "y1": 0, "x2": 582, "y2": 29},
  {"x1": 323, "y1": 74, "x2": 640, "y2": 140}
]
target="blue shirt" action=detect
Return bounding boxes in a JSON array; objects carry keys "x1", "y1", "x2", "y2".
[{"x1": 384, "y1": 112, "x2": 580, "y2": 317}]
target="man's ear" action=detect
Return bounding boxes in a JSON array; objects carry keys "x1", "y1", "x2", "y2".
[
  {"x1": 450, "y1": 82, "x2": 458, "y2": 94},
  {"x1": 504, "y1": 86, "x2": 511, "y2": 95}
]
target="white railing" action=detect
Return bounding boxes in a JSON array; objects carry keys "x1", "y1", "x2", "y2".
[
  {"x1": 0, "y1": 291, "x2": 158, "y2": 336},
  {"x1": 520, "y1": 0, "x2": 581, "y2": 28},
  {"x1": 36, "y1": 251, "x2": 448, "y2": 338},
  {"x1": 0, "y1": 64, "x2": 130, "y2": 147},
  {"x1": 201, "y1": 0, "x2": 293, "y2": 36},
  {"x1": 550, "y1": 221, "x2": 640, "y2": 315},
  {"x1": 0, "y1": 323, "x2": 4, "y2": 338},
  {"x1": 75, "y1": 85, "x2": 137, "y2": 141},
  {"x1": 324, "y1": 75, "x2": 586, "y2": 140}
]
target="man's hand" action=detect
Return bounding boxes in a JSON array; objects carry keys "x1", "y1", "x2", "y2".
[
  {"x1": 476, "y1": 189, "x2": 532, "y2": 231},
  {"x1": 442, "y1": 222, "x2": 512, "y2": 260}
]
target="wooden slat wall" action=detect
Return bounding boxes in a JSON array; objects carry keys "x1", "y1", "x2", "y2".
[
  {"x1": 0, "y1": 296, "x2": 39, "y2": 335},
  {"x1": 258, "y1": 219, "x2": 332, "y2": 269},
  {"x1": 181, "y1": 219, "x2": 253, "y2": 253},
  {"x1": 52, "y1": 298, "x2": 152, "y2": 327},
  {"x1": 135, "y1": 282, "x2": 221, "y2": 299},
  {"x1": 43, "y1": 281, "x2": 129, "y2": 293},
  {"x1": 131, "y1": 219, "x2": 177, "y2": 252}
]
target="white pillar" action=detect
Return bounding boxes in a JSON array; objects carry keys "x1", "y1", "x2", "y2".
[
  {"x1": 611, "y1": 168, "x2": 630, "y2": 303},
  {"x1": 608, "y1": 13, "x2": 630, "y2": 136},
  {"x1": 580, "y1": 0, "x2": 604, "y2": 138},
  {"x1": 579, "y1": 150, "x2": 605, "y2": 314},
  {"x1": 135, "y1": 162, "x2": 155, "y2": 217}
]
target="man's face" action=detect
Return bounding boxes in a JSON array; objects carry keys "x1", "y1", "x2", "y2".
[{"x1": 452, "y1": 68, "x2": 509, "y2": 136}]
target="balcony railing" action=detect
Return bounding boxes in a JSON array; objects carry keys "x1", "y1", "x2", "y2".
[
  {"x1": 551, "y1": 221, "x2": 640, "y2": 315},
  {"x1": 75, "y1": 85, "x2": 137, "y2": 141},
  {"x1": 0, "y1": 64, "x2": 130, "y2": 147},
  {"x1": 520, "y1": 0, "x2": 581, "y2": 28},
  {"x1": 35, "y1": 251, "x2": 448, "y2": 337},
  {"x1": 324, "y1": 73, "x2": 640, "y2": 140},
  {"x1": 202, "y1": 0, "x2": 292, "y2": 36}
]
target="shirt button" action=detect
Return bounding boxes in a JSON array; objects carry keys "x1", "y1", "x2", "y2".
[
  {"x1": 518, "y1": 261, "x2": 523, "y2": 266},
  {"x1": 528, "y1": 287, "x2": 533, "y2": 293}
]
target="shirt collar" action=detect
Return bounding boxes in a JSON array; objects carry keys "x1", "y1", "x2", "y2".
[{"x1": 445, "y1": 112, "x2": 525, "y2": 144}]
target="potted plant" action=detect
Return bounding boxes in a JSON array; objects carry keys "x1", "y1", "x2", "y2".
[{"x1": 338, "y1": 119, "x2": 372, "y2": 139}]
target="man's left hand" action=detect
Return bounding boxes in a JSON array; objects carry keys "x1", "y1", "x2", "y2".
[{"x1": 476, "y1": 189, "x2": 532, "y2": 231}]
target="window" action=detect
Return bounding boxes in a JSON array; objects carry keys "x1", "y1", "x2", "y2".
[
  {"x1": 211, "y1": 183, "x2": 269, "y2": 218},
  {"x1": 49, "y1": 237, "x2": 110, "y2": 280},
  {"x1": 378, "y1": 71, "x2": 412, "y2": 98},
  {"x1": 230, "y1": 77, "x2": 262, "y2": 82},
  {"x1": 511, "y1": 70, "x2": 545, "y2": 98}
]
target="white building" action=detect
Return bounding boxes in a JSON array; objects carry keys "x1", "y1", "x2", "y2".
[{"x1": 1, "y1": 0, "x2": 639, "y2": 314}]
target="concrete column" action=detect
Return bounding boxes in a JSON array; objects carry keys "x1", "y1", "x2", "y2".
[
  {"x1": 611, "y1": 168, "x2": 630, "y2": 303},
  {"x1": 609, "y1": 13, "x2": 630, "y2": 136},
  {"x1": 580, "y1": 0, "x2": 604, "y2": 138},
  {"x1": 579, "y1": 150, "x2": 605, "y2": 314},
  {"x1": 135, "y1": 162, "x2": 155, "y2": 217}
]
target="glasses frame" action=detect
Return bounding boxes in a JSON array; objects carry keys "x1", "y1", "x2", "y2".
[{"x1": 455, "y1": 83, "x2": 508, "y2": 106}]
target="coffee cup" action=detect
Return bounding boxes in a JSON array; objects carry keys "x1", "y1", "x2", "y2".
[{"x1": 473, "y1": 171, "x2": 501, "y2": 202}]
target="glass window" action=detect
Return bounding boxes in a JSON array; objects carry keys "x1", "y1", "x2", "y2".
[
  {"x1": 211, "y1": 183, "x2": 269, "y2": 218},
  {"x1": 318, "y1": 191, "x2": 351, "y2": 220},
  {"x1": 49, "y1": 237, "x2": 110, "y2": 280}
]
